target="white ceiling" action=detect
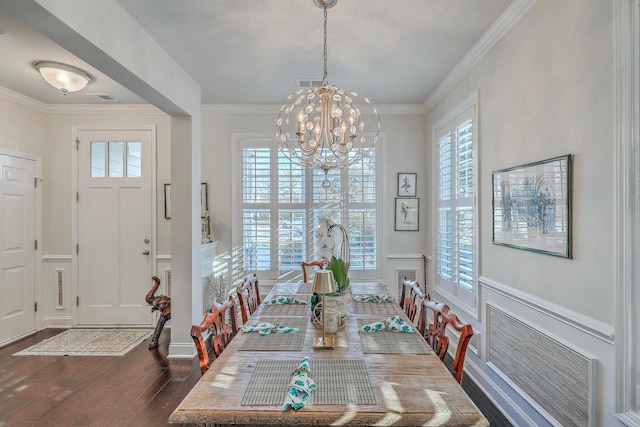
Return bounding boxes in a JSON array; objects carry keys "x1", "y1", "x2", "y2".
[{"x1": 0, "y1": 0, "x2": 513, "y2": 106}]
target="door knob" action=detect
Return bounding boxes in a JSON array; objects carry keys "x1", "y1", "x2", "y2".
[{"x1": 142, "y1": 250, "x2": 150, "y2": 255}]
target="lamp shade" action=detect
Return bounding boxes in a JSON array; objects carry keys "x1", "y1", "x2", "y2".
[
  {"x1": 312, "y1": 270, "x2": 336, "y2": 295},
  {"x1": 34, "y1": 62, "x2": 94, "y2": 94}
]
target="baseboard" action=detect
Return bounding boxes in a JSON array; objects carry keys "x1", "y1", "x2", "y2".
[
  {"x1": 41, "y1": 315, "x2": 73, "y2": 329},
  {"x1": 168, "y1": 342, "x2": 197, "y2": 359}
]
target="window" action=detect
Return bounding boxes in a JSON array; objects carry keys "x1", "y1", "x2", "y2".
[
  {"x1": 235, "y1": 137, "x2": 380, "y2": 281},
  {"x1": 90, "y1": 140, "x2": 142, "y2": 178},
  {"x1": 433, "y1": 94, "x2": 478, "y2": 309}
]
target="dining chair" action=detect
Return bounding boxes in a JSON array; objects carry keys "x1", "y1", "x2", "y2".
[
  {"x1": 236, "y1": 273, "x2": 261, "y2": 324},
  {"x1": 415, "y1": 292, "x2": 431, "y2": 337},
  {"x1": 301, "y1": 260, "x2": 325, "y2": 283},
  {"x1": 423, "y1": 299, "x2": 473, "y2": 384},
  {"x1": 190, "y1": 295, "x2": 238, "y2": 374},
  {"x1": 399, "y1": 278, "x2": 423, "y2": 322}
]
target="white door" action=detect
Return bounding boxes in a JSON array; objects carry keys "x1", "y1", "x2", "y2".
[
  {"x1": 0, "y1": 154, "x2": 36, "y2": 344},
  {"x1": 77, "y1": 130, "x2": 154, "y2": 326}
]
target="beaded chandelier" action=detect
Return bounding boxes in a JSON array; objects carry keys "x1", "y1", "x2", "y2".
[{"x1": 275, "y1": 0, "x2": 380, "y2": 187}]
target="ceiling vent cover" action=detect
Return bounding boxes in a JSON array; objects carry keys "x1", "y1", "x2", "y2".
[
  {"x1": 80, "y1": 93, "x2": 118, "y2": 102},
  {"x1": 296, "y1": 79, "x2": 323, "y2": 89}
]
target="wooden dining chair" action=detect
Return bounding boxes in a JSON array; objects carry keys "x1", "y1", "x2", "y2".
[
  {"x1": 301, "y1": 261, "x2": 325, "y2": 283},
  {"x1": 423, "y1": 299, "x2": 473, "y2": 384},
  {"x1": 399, "y1": 278, "x2": 423, "y2": 322},
  {"x1": 236, "y1": 273, "x2": 261, "y2": 324},
  {"x1": 190, "y1": 295, "x2": 238, "y2": 374},
  {"x1": 415, "y1": 292, "x2": 431, "y2": 337}
]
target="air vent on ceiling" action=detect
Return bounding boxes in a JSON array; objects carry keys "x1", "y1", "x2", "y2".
[
  {"x1": 296, "y1": 79, "x2": 323, "y2": 89},
  {"x1": 80, "y1": 93, "x2": 118, "y2": 102}
]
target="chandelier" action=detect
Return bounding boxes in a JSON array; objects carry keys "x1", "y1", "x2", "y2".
[{"x1": 275, "y1": 0, "x2": 380, "y2": 187}]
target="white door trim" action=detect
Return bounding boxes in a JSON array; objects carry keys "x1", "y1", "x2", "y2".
[
  {"x1": 0, "y1": 148, "x2": 42, "y2": 337},
  {"x1": 71, "y1": 125, "x2": 157, "y2": 327}
]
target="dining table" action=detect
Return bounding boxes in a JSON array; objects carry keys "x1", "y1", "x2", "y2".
[{"x1": 169, "y1": 281, "x2": 489, "y2": 426}]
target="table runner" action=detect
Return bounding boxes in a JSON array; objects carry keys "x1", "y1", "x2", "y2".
[
  {"x1": 241, "y1": 359, "x2": 376, "y2": 406},
  {"x1": 351, "y1": 301, "x2": 399, "y2": 316},
  {"x1": 239, "y1": 317, "x2": 308, "y2": 351},
  {"x1": 260, "y1": 295, "x2": 310, "y2": 316},
  {"x1": 357, "y1": 319, "x2": 430, "y2": 354}
]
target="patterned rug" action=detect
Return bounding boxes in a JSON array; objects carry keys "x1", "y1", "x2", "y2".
[{"x1": 14, "y1": 329, "x2": 152, "y2": 356}]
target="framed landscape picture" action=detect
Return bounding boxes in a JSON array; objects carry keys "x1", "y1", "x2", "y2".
[
  {"x1": 395, "y1": 197, "x2": 419, "y2": 231},
  {"x1": 492, "y1": 154, "x2": 572, "y2": 258}
]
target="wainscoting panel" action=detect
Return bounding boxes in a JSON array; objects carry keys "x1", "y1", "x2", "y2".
[{"x1": 487, "y1": 304, "x2": 596, "y2": 427}]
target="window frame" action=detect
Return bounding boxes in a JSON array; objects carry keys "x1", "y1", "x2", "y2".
[
  {"x1": 432, "y1": 92, "x2": 479, "y2": 313},
  {"x1": 232, "y1": 134, "x2": 382, "y2": 282}
]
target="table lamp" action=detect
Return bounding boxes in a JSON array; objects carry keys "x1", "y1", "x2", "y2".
[{"x1": 312, "y1": 269, "x2": 336, "y2": 349}]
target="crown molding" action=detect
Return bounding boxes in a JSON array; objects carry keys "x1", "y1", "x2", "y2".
[
  {"x1": 424, "y1": 0, "x2": 538, "y2": 111},
  {"x1": 46, "y1": 103, "x2": 164, "y2": 115},
  {"x1": 0, "y1": 86, "x2": 48, "y2": 113},
  {"x1": 201, "y1": 103, "x2": 426, "y2": 115}
]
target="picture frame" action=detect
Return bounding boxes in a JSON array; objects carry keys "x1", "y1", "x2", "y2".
[
  {"x1": 395, "y1": 197, "x2": 419, "y2": 231},
  {"x1": 163, "y1": 182, "x2": 209, "y2": 220},
  {"x1": 201, "y1": 183, "x2": 208, "y2": 218},
  {"x1": 492, "y1": 154, "x2": 572, "y2": 258},
  {"x1": 397, "y1": 173, "x2": 417, "y2": 197}
]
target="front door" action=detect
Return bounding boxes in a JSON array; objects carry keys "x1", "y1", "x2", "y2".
[
  {"x1": 0, "y1": 154, "x2": 36, "y2": 344},
  {"x1": 77, "y1": 129, "x2": 154, "y2": 326}
]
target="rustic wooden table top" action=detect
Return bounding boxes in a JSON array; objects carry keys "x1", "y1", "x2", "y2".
[{"x1": 169, "y1": 282, "x2": 488, "y2": 426}]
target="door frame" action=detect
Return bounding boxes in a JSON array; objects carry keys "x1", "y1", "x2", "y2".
[
  {"x1": 0, "y1": 148, "x2": 42, "y2": 340},
  {"x1": 71, "y1": 125, "x2": 157, "y2": 327}
]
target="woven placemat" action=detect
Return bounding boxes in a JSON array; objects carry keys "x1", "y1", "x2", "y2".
[
  {"x1": 239, "y1": 317, "x2": 308, "y2": 351},
  {"x1": 351, "y1": 284, "x2": 388, "y2": 295},
  {"x1": 296, "y1": 283, "x2": 314, "y2": 294},
  {"x1": 241, "y1": 359, "x2": 376, "y2": 406},
  {"x1": 351, "y1": 302, "x2": 398, "y2": 316},
  {"x1": 357, "y1": 319, "x2": 430, "y2": 354},
  {"x1": 260, "y1": 296, "x2": 310, "y2": 316}
]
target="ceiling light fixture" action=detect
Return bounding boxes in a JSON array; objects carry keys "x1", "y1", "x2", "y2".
[
  {"x1": 34, "y1": 62, "x2": 94, "y2": 95},
  {"x1": 275, "y1": 0, "x2": 380, "y2": 187}
]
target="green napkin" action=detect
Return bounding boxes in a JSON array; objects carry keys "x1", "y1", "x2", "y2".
[
  {"x1": 352, "y1": 294, "x2": 396, "y2": 303},
  {"x1": 360, "y1": 315, "x2": 416, "y2": 333},
  {"x1": 240, "y1": 322, "x2": 299, "y2": 336},
  {"x1": 264, "y1": 296, "x2": 308, "y2": 305},
  {"x1": 283, "y1": 356, "x2": 316, "y2": 410}
]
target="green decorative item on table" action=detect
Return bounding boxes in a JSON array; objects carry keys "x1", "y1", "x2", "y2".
[{"x1": 326, "y1": 256, "x2": 349, "y2": 295}]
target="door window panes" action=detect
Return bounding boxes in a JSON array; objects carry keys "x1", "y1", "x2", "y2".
[
  {"x1": 126, "y1": 142, "x2": 142, "y2": 177},
  {"x1": 108, "y1": 142, "x2": 124, "y2": 177},
  {"x1": 90, "y1": 142, "x2": 105, "y2": 177}
]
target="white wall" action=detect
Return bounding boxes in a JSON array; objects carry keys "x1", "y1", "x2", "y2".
[{"x1": 426, "y1": 0, "x2": 617, "y2": 425}]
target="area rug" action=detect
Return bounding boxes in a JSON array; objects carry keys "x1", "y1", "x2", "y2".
[{"x1": 14, "y1": 329, "x2": 152, "y2": 356}]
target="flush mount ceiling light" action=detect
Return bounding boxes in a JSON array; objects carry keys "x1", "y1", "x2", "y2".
[
  {"x1": 34, "y1": 62, "x2": 94, "y2": 95},
  {"x1": 275, "y1": 0, "x2": 380, "y2": 187}
]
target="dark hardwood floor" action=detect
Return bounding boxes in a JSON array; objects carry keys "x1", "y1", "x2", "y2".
[
  {"x1": 0, "y1": 328, "x2": 200, "y2": 427},
  {"x1": 1, "y1": 328, "x2": 511, "y2": 426}
]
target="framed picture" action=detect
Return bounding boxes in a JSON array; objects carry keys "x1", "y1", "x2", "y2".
[
  {"x1": 201, "y1": 183, "x2": 208, "y2": 218},
  {"x1": 163, "y1": 183, "x2": 209, "y2": 220},
  {"x1": 492, "y1": 154, "x2": 572, "y2": 258},
  {"x1": 164, "y1": 183, "x2": 171, "y2": 219},
  {"x1": 397, "y1": 173, "x2": 417, "y2": 197},
  {"x1": 395, "y1": 198, "x2": 419, "y2": 231}
]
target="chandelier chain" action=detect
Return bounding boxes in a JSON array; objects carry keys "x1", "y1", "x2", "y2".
[{"x1": 322, "y1": 4, "x2": 328, "y2": 84}]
